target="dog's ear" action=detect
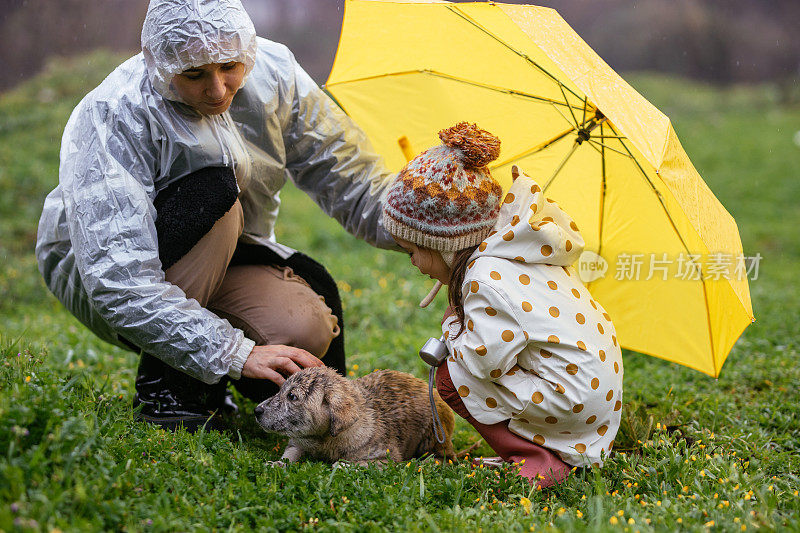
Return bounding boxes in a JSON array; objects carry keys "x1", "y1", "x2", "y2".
[{"x1": 323, "y1": 377, "x2": 360, "y2": 437}]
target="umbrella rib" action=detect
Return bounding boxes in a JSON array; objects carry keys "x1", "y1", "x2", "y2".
[
  {"x1": 492, "y1": 125, "x2": 576, "y2": 169},
  {"x1": 587, "y1": 139, "x2": 631, "y2": 159},
  {"x1": 446, "y1": 5, "x2": 587, "y2": 106},
  {"x1": 588, "y1": 122, "x2": 608, "y2": 294},
  {"x1": 559, "y1": 84, "x2": 580, "y2": 128},
  {"x1": 327, "y1": 70, "x2": 588, "y2": 113}
]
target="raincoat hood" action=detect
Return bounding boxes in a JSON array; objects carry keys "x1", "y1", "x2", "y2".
[
  {"x1": 475, "y1": 172, "x2": 584, "y2": 267},
  {"x1": 141, "y1": 0, "x2": 258, "y2": 102}
]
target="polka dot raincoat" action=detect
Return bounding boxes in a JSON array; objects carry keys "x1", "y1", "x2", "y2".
[{"x1": 443, "y1": 174, "x2": 623, "y2": 467}]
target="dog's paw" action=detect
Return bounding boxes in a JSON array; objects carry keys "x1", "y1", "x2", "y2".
[{"x1": 265, "y1": 459, "x2": 287, "y2": 468}]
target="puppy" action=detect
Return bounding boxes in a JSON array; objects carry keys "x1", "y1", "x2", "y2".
[{"x1": 254, "y1": 366, "x2": 456, "y2": 464}]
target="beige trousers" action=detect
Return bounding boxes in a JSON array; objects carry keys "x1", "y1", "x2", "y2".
[{"x1": 164, "y1": 199, "x2": 340, "y2": 358}]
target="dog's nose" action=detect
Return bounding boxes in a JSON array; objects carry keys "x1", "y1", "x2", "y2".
[{"x1": 254, "y1": 404, "x2": 265, "y2": 417}]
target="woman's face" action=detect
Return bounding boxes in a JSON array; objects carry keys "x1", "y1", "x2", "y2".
[
  {"x1": 395, "y1": 238, "x2": 452, "y2": 284},
  {"x1": 171, "y1": 61, "x2": 245, "y2": 115}
]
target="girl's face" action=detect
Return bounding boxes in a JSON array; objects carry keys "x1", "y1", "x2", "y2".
[
  {"x1": 395, "y1": 238, "x2": 451, "y2": 284},
  {"x1": 171, "y1": 61, "x2": 245, "y2": 115}
]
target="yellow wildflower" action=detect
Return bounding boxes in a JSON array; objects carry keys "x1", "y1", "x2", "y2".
[
  {"x1": 609, "y1": 517, "x2": 618, "y2": 525},
  {"x1": 519, "y1": 497, "x2": 532, "y2": 515}
]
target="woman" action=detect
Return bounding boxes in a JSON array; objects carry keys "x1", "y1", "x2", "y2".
[{"x1": 35, "y1": 0, "x2": 397, "y2": 431}]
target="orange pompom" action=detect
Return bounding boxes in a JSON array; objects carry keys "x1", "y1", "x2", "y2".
[{"x1": 438, "y1": 122, "x2": 501, "y2": 169}]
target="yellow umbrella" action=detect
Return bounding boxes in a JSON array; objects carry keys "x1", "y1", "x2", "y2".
[{"x1": 326, "y1": 0, "x2": 754, "y2": 377}]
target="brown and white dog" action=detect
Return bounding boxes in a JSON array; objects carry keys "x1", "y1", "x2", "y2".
[{"x1": 254, "y1": 366, "x2": 455, "y2": 464}]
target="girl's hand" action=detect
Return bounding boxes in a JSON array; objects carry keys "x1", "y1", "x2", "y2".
[{"x1": 241, "y1": 345, "x2": 324, "y2": 385}]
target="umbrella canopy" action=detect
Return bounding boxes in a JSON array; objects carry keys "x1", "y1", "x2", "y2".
[{"x1": 326, "y1": 0, "x2": 754, "y2": 377}]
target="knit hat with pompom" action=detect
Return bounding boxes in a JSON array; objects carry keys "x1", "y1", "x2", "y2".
[{"x1": 382, "y1": 122, "x2": 503, "y2": 254}]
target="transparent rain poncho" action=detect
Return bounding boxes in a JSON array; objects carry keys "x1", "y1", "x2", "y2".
[{"x1": 36, "y1": 0, "x2": 395, "y2": 384}]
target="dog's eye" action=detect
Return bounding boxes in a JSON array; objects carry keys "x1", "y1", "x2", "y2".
[{"x1": 287, "y1": 392, "x2": 297, "y2": 401}]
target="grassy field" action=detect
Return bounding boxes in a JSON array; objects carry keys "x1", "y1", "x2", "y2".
[{"x1": 1, "y1": 51, "x2": 799, "y2": 532}]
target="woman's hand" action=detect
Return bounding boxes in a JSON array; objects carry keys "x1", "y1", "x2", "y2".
[{"x1": 241, "y1": 345, "x2": 324, "y2": 385}]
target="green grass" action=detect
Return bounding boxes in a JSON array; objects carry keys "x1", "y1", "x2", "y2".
[{"x1": 1, "y1": 52, "x2": 799, "y2": 531}]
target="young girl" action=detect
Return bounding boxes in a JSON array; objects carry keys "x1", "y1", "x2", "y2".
[{"x1": 382, "y1": 122, "x2": 623, "y2": 487}]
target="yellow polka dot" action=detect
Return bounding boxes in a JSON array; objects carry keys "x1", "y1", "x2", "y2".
[
  {"x1": 570, "y1": 221, "x2": 579, "y2": 231},
  {"x1": 519, "y1": 274, "x2": 530, "y2": 285},
  {"x1": 599, "y1": 349, "x2": 606, "y2": 362},
  {"x1": 530, "y1": 221, "x2": 541, "y2": 231},
  {"x1": 549, "y1": 306, "x2": 560, "y2": 318},
  {"x1": 503, "y1": 231, "x2": 514, "y2": 241},
  {"x1": 503, "y1": 192, "x2": 515, "y2": 204},
  {"x1": 609, "y1": 439, "x2": 615, "y2": 449},
  {"x1": 490, "y1": 271, "x2": 501, "y2": 280},
  {"x1": 555, "y1": 383, "x2": 566, "y2": 394},
  {"x1": 547, "y1": 335, "x2": 560, "y2": 344},
  {"x1": 597, "y1": 425, "x2": 608, "y2": 436},
  {"x1": 530, "y1": 203, "x2": 538, "y2": 214},
  {"x1": 614, "y1": 400, "x2": 622, "y2": 411},
  {"x1": 603, "y1": 312, "x2": 611, "y2": 321},
  {"x1": 501, "y1": 330, "x2": 514, "y2": 342},
  {"x1": 467, "y1": 319, "x2": 474, "y2": 331},
  {"x1": 571, "y1": 288, "x2": 581, "y2": 298},
  {"x1": 562, "y1": 266, "x2": 571, "y2": 276},
  {"x1": 541, "y1": 245, "x2": 553, "y2": 257},
  {"x1": 545, "y1": 416, "x2": 558, "y2": 424},
  {"x1": 523, "y1": 331, "x2": 529, "y2": 341},
  {"x1": 614, "y1": 361, "x2": 620, "y2": 374},
  {"x1": 478, "y1": 242, "x2": 487, "y2": 252},
  {"x1": 521, "y1": 301, "x2": 533, "y2": 312},
  {"x1": 489, "y1": 369, "x2": 502, "y2": 379},
  {"x1": 565, "y1": 240, "x2": 573, "y2": 252},
  {"x1": 448, "y1": 356, "x2": 455, "y2": 362},
  {"x1": 612, "y1": 335, "x2": 618, "y2": 346},
  {"x1": 590, "y1": 377, "x2": 599, "y2": 390},
  {"x1": 606, "y1": 390, "x2": 614, "y2": 401},
  {"x1": 511, "y1": 215, "x2": 520, "y2": 226},
  {"x1": 542, "y1": 216, "x2": 554, "y2": 222},
  {"x1": 468, "y1": 260, "x2": 476, "y2": 269},
  {"x1": 566, "y1": 363, "x2": 578, "y2": 375},
  {"x1": 597, "y1": 323, "x2": 605, "y2": 334},
  {"x1": 506, "y1": 366, "x2": 517, "y2": 376},
  {"x1": 476, "y1": 345, "x2": 487, "y2": 356},
  {"x1": 590, "y1": 299, "x2": 597, "y2": 310},
  {"x1": 489, "y1": 230, "x2": 497, "y2": 237},
  {"x1": 470, "y1": 281, "x2": 479, "y2": 293},
  {"x1": 586, "y1": 415, "x2": 597, "y2": 424},
  {"x1": 531, "y1": 391, "x2": 544, "y2": 404},
  {"x1": 539, "y1": 348, "x2": 553, "y2": 358},
  {"x1": 533, "y1": 434, "x2": 545, "y2": 445},
  {"x1": 485, "y1": 397, "x2": 498, "y2": 408},
  {"x1": 485, "y1": 306, "x2": 497, "y2": 316},
  {"x1": 514, "y1": 256, "x2": 525, "y2": 262},
  {"x1": 575, "y1": 313, "x2": 585, "y2": 324},
  {"x1": 546, "y1": 198, "x2": 556, "y2": 204},
  {"x1": 572, "y1": 403, "x2": 584, "y2": 413},
  {"x1": 518, "y1": 417, "x2": 529, "y2": 424},
  {"x1": 577, "y1": 341, "x2": 587, "y2": 351},
  {"x1": 547, "y1": 280, "x2": 558, "y2": 290},
  {"x1": 458, "y1": 386, "x2": 470, "y2": 397},
  {"x1": 531, "y1": 184, "x2": 541, "y2": 194},
  {"x1": 575, "y1": 443, "x2": 586, "y2": 453}
]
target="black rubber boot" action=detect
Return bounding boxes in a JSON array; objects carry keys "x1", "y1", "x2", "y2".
[{"x1": 132, "y1": 353, "x2": 236, "y2": 433}]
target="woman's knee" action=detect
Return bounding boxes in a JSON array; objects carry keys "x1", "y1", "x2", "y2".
[{"x1": 280, "y1": 295, "x2": 340, "y2": 358}]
